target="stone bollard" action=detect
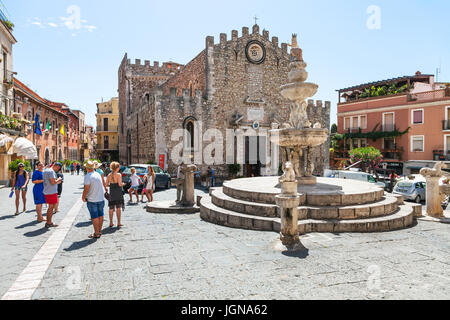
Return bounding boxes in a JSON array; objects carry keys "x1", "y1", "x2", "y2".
[
  {"x1": 275, "y1": 162, "x2": 302, "y2": 247},
  {"x1": 420, "y1": 162, "x2": 447, "y2": 218},
  {"x1": 181, "y1": 164, "x2": 197, "y2": 207}
]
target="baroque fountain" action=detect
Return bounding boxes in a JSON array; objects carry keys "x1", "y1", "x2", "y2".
[{"x1": 199, "y1": 34, "x2": 422, "y2": 250}]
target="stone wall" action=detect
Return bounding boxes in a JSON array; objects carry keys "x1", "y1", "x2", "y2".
[
  {"x1": 307, "y1": 100, "x2": 331, "y2": 176},
  {"x1": 118, "y1": 53, "x2": 183, "y2": 164},
  {"x1": 118, "y1": 25, "x2": 331, "y2": 178}
]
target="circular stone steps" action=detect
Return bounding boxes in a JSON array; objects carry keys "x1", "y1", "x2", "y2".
[
  {"x1": 200, "y1": 196, "x2": 420, "y2": 234},
  {"x1": 211, "y1": 188, "x2": 402, "y2": 220},
  {"x1": 222, "y1": 177, "x2": 385, "y2": 206}
]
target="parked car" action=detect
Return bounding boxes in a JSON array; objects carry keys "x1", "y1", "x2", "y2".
[
  {"x1": 334, "y1": 170, "x2": 386, "y2": 188},
  {"x1": 122, "y1": 164, "x2": 171, "y2": 193},
  {"x1": 393, "y1": 180, "x2": 426, "y2": 203}
]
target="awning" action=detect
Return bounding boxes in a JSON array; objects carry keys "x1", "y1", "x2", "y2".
[
  {"x1": 0, "y1": 134, "x2": 14, "y2": 147},
  {"x1": 13, "y1": 137, "x2": 38, "y2": 159}
]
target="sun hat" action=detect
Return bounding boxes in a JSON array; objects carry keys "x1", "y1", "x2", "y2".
[{"x1": 85, "y1": 160, "x2": 100, "y2": 170}]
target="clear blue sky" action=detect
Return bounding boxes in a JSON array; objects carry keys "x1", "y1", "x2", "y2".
[{"x1": 4, "y1": 0, "x2": 450, "y2": 126}]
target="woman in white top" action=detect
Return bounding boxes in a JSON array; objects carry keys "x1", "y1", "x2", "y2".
[
  {"x1": 142, "y1": 166, "x2": 156, "y2": 203},
  {"x1": 128, "y1": 167, "x2": 142, "y2": 204}
]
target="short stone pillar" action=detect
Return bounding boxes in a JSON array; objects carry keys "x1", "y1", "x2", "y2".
[
  {"x1": 420, "y1": 162, "x2": 447, "y2": 218},
  {"x1": 275, "y1": 162, "x2": 301, "y2": 247},
  {"x1": 181, "y1": 164, "x2": 197, "y2": 207}
]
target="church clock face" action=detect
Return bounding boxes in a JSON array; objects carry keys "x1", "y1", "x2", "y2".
[{"x1": 245, "y1": 40, "x2": 266, "y2": 64}]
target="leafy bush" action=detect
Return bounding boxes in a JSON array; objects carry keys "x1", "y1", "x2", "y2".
[
  {"x1": 228, "y1": 164, "x2": 241, "y2": 176},
  {"x1": 147, "y1": 160, "x2": 156, "y2": 165},
  {"x1": 8, "y1": 159, "x2": 31, "y2": 173}
]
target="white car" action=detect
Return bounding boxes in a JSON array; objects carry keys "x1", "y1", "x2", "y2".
[{"x1": 333, "y1": 170, "x2": 386, "y2": 188}]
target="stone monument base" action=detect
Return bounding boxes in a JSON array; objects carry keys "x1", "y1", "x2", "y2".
[
  {"x1": 146, "y1": 201, "x2": 200, "y2": 214},
  {"x1": 297, "y1": 176, "x2": 317, "y2": 185}
]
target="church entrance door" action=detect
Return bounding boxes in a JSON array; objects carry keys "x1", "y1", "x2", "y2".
[{"x1": 244, "y1": 136, "x2": 266, "y2": 177}]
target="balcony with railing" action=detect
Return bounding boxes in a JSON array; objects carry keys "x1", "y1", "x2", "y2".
[
  {"x1": 96, "y1": 125, "x2": 118, "y2": 133},
  {"x1": 0, "y1": 113, "x2": 24, "y2": 135},
  {"x1": 381, "y1": 147, "x2": 404, "y2": 161},
  {"x1": 3, "y1": 70, "x2": 14, "y2": 89},
  {"x1": 408, "y1": 89, "x2": 450, "y2": 102},
  {"x1": 96, "y1": 143, "x2": 119, "y2": 151}
]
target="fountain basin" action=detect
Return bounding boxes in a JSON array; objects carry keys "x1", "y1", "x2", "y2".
[
  {"x1": 280, "y1": 82, "x2": 318, "y2": 101},
  {"x1": 270, "y1": 128, "x2": 329, "y2": 148}
]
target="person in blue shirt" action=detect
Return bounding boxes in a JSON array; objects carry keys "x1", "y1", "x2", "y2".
[{"x1": 32, "y1": 161, "x2": 46, "y2": 222}]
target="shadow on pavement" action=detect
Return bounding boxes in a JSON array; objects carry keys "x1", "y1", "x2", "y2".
[
  {"x1": 101, "y1": 227, "x2": 117, "y2": 235},
  {"x1": 0, "y1": 214, "x2": 16, "y2": 221},
  {"x1": 75, "y1": 221, "x2": 92, "y2": 228},
  {"x1": 281, "y1": 249, "x2": 309, "y2": 259},
  {"x1": 15, "y1": 220, "x2": 41, "y2": 229},
  {"x1": 24, "y1": 228, "x2": 50, "y2": 237},
  {"x1": 64, "y1": 239, "x2": 97, "y2": 251}
]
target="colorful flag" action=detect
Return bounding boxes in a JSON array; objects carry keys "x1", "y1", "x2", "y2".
[
  {"x1": 60, "y1": 124, "x2": 65, "y2": 136},
  {"x1": 34, "y1": 114, "x2": 42, "y2": 136},
  {"x1": 46, "y1": 120, "x2": 51, "y2": 132}
]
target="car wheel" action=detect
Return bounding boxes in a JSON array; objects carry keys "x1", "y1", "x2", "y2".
[{"x1": 415, "y1": 196, "x2": 421, "y2": 203}]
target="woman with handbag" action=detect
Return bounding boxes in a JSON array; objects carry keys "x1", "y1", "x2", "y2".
[{"x1": 106, "y1": 162, "x2": 125, "y2": 228}]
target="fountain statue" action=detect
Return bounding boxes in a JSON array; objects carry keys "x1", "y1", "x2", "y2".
[{"x1": 270, "y1": 34, "x2": 329, "y2": 185}]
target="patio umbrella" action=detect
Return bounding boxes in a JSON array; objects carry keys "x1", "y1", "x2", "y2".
[
  {"x1": 13, "y1": 137, "x2": 38, "y2": 159},
  {"x1": 0, "y1": 134, "x2": 14, "y2": 148}
]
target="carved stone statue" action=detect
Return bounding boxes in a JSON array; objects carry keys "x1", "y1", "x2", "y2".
[{"x1": 279, "y1": 162, "x2": 296, "y2": 183}]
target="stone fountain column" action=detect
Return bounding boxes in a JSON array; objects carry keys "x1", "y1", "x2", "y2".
[
  {"x1": 420, "y1": 162, "x2": 446, "y2": 218},
  {"x1": 181, "y1": 164, "x2": 197, "y2": 207},
  {"x1": 275, "y1": 162, "x2": 301, "y2": 247},
  {"x1": 270, "y1": 34, "x2": 328, "y2": 186}
]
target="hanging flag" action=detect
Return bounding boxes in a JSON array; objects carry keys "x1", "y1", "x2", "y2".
[
  {"x1": 34, "y1": 114, "x2": 42, "y2": 136},
  {"x1": 46, "y1": 120, "x2": 51, "y2": 132},
  {"x1": 60, "y1": 124, "x2": 66, "y2": 136}
]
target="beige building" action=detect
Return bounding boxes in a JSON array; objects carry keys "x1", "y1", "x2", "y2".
[
  {"x1": 0, "y1": 11, "x2": 19, "y2": 185},
  {"x1": 96, "y1": 97, "x2": 119, "y2": 162}
]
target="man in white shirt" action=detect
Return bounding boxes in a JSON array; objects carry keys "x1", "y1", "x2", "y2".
[{"x1": 82, "y1": 161, "x2": 106, "y2": 239}]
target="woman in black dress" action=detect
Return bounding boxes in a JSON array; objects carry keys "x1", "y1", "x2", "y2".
[{"x1": 106, "y1": 162, "x2": 125, "y2": 228}]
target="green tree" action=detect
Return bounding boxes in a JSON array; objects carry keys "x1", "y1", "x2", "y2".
[
  {"x1": 349, "y1": 146, "x2": 383, "y2": 177},
  {"x1": 331, "y1": 123, "x2": 338, "y2": 134}
]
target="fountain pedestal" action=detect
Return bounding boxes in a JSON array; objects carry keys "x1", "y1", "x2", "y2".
[
  {"x1": 275, "y1": 164, "x2": 302, "y2": 247},
  {"x1": 420, "y1": 162, "x2": 447, "y2": 218}
]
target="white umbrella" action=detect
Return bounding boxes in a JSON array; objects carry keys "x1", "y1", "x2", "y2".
[
  {"x1": 0, "y1": 134, "x2": 14, "y2": 147},
  {"x1": 13, "y1": 137, "x2": 38, "y2": 159}
]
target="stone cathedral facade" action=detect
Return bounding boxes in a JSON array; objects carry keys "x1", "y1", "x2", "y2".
[{"x1": 118, "y1": 24, "x2": 330, "y2": 180}]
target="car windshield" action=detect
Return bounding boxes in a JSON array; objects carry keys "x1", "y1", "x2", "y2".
[
  {"x1": 124, "y1": 167, "x2": 147, "y2": 174},
  {"x1": 397, "y1": 181, "x2": 413, "y2": 188}
]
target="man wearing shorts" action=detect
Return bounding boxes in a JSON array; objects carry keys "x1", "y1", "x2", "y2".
[
  {"x1": 43, "y1": 162, "x2": 62, "y2": 228},
  {"x1": 82, "y1": 160, "x2": 106, "y2": 239}
]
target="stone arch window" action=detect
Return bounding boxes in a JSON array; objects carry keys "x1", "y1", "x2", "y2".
[
  {"x1": 189, "y1": 81, "x2": 194, "y2": 97},
  {"x1": 183, "y1": 117, "x2": 197, "y2": 156},
  {"x1": 145, "y1": 93, "x2": 150, "y2": 104}
]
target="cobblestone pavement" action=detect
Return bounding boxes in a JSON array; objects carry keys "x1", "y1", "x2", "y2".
[{"x1": 1, "y1": 175, "x2": 450, "y2": 300}]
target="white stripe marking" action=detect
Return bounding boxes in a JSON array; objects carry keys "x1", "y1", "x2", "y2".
[{"x1": 2, "y1": 199, "x2": 84, "y2": 300}]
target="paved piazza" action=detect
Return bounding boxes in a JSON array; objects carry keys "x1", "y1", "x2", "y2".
[{"x1": 0, "y1": 174, "x2": 449, "y2": 300}]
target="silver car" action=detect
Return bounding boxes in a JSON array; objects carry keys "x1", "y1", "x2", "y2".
[{"x1": 393, "y1": 180, "x2": 426, "y2": 203}]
